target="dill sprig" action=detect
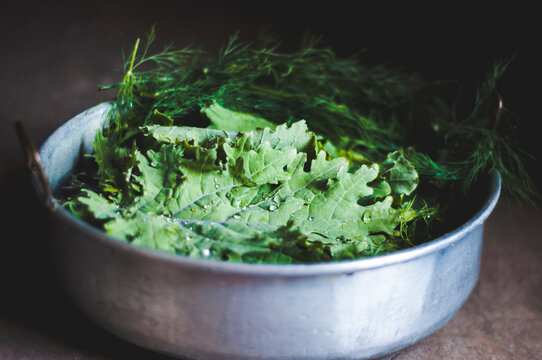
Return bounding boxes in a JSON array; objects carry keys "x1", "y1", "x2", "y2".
[{"x1": 100, "y1": 28, "x2": 539, "y2": 205}]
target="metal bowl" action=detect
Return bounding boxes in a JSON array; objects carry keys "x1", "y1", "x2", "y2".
[{"x1": 33, "y1": 102, "x2": 500, "y2": 359}]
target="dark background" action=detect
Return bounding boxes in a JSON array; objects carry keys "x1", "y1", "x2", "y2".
[{"x1": 1, "y1": 1, "x2": 540, "y2": 359}]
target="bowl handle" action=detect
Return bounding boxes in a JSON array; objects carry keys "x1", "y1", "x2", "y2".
[{"x1": 15, "y1": 121, "x2": 54, "y2": 209}]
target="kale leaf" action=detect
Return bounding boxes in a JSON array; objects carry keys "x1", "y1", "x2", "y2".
[{"x1": 73, "y1": 107, "x2": 419, "y2": 263}]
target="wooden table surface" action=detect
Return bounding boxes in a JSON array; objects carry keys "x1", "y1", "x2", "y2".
[{"x1": 1, "y1": 2, "x2": 541, "y2": 359}]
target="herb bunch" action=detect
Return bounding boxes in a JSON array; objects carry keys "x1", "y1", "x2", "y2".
[
  {"x1": 101, "y1": 28, "x2": 536, "y2": 203},
  {"x1": 61, "y1": 28, "x2": 537, "y2": 263}
]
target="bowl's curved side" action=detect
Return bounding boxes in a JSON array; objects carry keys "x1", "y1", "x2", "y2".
[
  {"x1": 40, "y1": 102, "x2": 111, "y2": 191},
  {"x1": 48, "y1": 210, "x2": 485, "y2": 360},
  {"x1": 40, "y1": 105, "x2": 497, "y2": 359}
]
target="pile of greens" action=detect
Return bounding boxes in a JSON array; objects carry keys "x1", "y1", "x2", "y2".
[{"x1": 61, "y1": 29, "x2": 537, "y2": 263}]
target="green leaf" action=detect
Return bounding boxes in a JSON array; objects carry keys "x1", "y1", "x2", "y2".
[
  {"x1": 77, "y1": 189, "x2": 120, "y2": 220},
  {"x1": 380, "y1": 151, "x2": 419, "y2": 196},
  {"x1": 145, "y1": 119, "x2": 315, "y2": 153},
  {"x1": 77, "y1": 117, "x2": 420, "y2": 263},
  {"x1": 204, "y1": 102, "x2": 277, "y2": 131},
  {"x1": 148, "y1": 109, "x2": 174, "y2": 126}
]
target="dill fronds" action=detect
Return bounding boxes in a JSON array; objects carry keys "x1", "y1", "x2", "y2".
[{"x1": 99, "y1": 28, "x2": 539, "y2": 205}]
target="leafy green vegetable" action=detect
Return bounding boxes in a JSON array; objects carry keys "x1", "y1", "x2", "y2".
[
  {"x1": 97, "y1": 28, "x2": 537, "y2": 204},
  {"x1": 60, "y1": 27, "x2": 538, "y2": 263},
  {"x1": 204, "y1": 102, "x2": 277, "y2": 131},
  {"x1": 72, "y1": 116, "x2": 419, "y2": 263}
]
